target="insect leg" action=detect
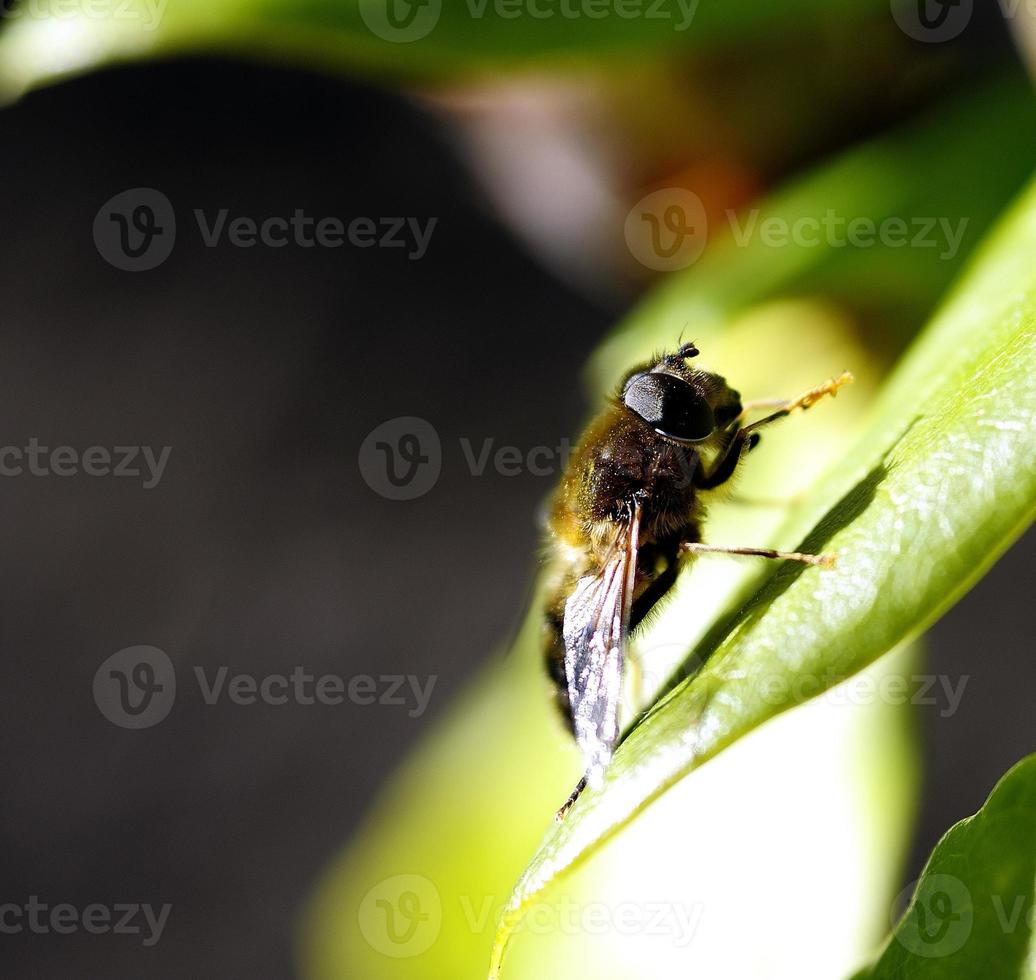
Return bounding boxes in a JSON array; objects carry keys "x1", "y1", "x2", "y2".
[
  {"x1": 629, "y1": 542, "x2": 683, "y2": 631},
  {"x1": 739, "y1": 371, "x2": 853, "y2": 433},
  {"x1": 698, "y1": 372, "x2": 852, "y2": 491},
  {"x1": 556, "y1": 775, "x2": 588, "y2": 822},
  {"x1": 681, "y1": 541, "x2": 836, "y2": 567},
  {"x1": 694, "y1": 427, "x2": 759, "y2": 490}
]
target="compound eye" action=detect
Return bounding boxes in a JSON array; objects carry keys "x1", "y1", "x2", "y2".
[{"x1": 622, "y1": 372, "x2": 716, "y2": 443}]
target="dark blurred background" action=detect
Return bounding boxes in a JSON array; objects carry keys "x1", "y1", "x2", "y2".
[{"x1": 0, "y1": 26, "x2": 1033, "y2": 980}]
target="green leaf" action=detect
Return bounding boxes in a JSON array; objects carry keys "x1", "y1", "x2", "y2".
[
  {"x1": 0, "y1": 0, "x2": 886, "y2": 98},
  {"x1": 854, "y1": 754, "x2": 1036, "y2": 980},
  {"x1": 489, "y1": 160, "x2": 1036, "y2": 979}
]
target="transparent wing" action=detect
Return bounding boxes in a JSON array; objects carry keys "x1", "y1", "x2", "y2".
[{"x1": 562, "y1": 502, "x2": 641, "y2": 789}]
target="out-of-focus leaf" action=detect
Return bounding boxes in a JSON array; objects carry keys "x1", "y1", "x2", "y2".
[
  {"x1": 853, "y1": 754, "x2": 1036, "y2": 980},
  {"x1": 489, "y1": 152, "x2": 1036, "y2": 980},
  {"x1": 591, "y1": 71, "x2": 1036, "y2": 388},
  {"x1": 0, "y1": 0, "x2": 886, "y2": 98}
]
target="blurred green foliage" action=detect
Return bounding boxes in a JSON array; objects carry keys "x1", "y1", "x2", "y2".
[
  {"x1": 592, "y1": 71, "x2": 1036, "y2": 390},
  {"x1": 0, "y1": 0, "x2": 889, "y2": 94}
]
